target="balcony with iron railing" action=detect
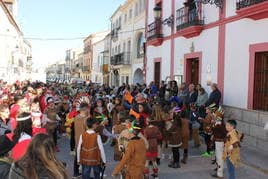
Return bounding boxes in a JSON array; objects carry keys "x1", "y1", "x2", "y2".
[
  {"x1": 82, "y1": 65, "x2": 90, "y2": 72},
  {"x1": 176, "y1": 4, "x2": 204, "y2": 38},
  {"x1": 236, "y1": 0, "x2": 268, "y2": 20},
  {"x1": 147, "y1": 19, "x2": 163, "y2": 46},
  {"x1": 111, "y1": 29, "x2": 119, "y2": 41},
  {"x1": 111, "y1": 52, "x2": 131, "y2": 66}
]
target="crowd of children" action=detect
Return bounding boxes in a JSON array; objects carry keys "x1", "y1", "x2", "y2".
[{"x1": 0, "y1": 80, "x2": 245, "y2": 179}]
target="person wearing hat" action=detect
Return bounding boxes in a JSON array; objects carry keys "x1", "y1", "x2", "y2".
[
  {"x1": 211, "y1": 106, "x2": 227, "y2": 179},
  {"x1": 43, "y1": 97, "x2": 59, "y2": 151},
  {"x1": 198, "y1": 103, "x2": 217, "y2": 157},
  {"x1": 0, "y1": 135, "x2": 15, "y2": 178},
  {"x1": 112, "y1": 121, "x2": 146, "y2": 179},
  {"x1": 6, "y1": 112, "x2": 32, "y2": 161}
]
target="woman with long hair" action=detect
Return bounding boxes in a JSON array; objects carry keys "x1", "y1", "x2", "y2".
[
  {"x1": 6, "y1": 112, "x2": 32, "y2": 161},
  {"x1": 9, "y1": 133, "x2": 68, "y2": 179}
]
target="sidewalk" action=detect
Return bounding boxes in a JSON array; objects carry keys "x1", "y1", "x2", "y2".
[
  {"x1": 56, "y1": 136, "x2": 268, "y2": 178},
  {"x1": 240, "y1": 144, "x2": 268, "y2": 174}
]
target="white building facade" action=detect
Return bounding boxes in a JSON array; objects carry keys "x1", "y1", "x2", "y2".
[
  {"x1": 145, "y1": 0, "x2": 268, "y2": 151},
  {"x1": 0, "y1": 0, "x2": 32, "y2": 83},
  {"x1": 110, "y1": 0, "x2": 146, "y2": 86}
]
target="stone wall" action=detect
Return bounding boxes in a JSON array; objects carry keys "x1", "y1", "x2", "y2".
[{"x1": 224, "y1": 106, "x2": 268, "y2": 152}]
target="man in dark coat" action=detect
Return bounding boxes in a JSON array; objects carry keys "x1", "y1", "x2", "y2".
[
  {"x1": 205, "y1": 83, "x2": 222, "y2": 107},
  {"x1": 159, "y1": 81, "x2": 166, "y2": 100}
]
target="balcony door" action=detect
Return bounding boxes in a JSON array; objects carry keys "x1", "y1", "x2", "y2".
[{"x1": 253, "y1": 52, "x2": 268, "y2": 111}]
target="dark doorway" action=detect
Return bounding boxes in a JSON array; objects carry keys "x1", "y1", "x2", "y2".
[
  {"x1": 185, "y1": 58, "x2": 199, "y2": 85},
  {"x1": 253, "y1": 52, "x2": 268, "y2": 111},
  {"x1": 154, "y1": 62, "x2": 161, "y2": 87}
]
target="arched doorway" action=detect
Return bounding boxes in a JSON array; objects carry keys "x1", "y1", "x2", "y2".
[{"x1": 133, "y1": 68, "x2": 144, "y2": 85}]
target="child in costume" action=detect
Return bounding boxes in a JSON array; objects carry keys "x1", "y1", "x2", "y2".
[
  {"x1": 151, "y1": 103, "x2": 165, "y2": 165},
  {"x1": 43, "y1": 97, "x2": 59, "y2": 150},
  {"x1": 73, "y1": 102, "x2": 90, "y2": 178},
  {"x1": 211, "y1": 106, "x2": 227, "y2": 178},
  {"x1": 167, "y1": 107, "x2": 183, "y2": 168},
  {"x1": 198, "y1": 103, "x2": 217, "y2": 157},
  {"x1": 144, "y1": 117, "x2": 162, "y2": 178},
  {"x1": 112, "y1": 112, "x2": 128, "y2": 161},
  {"x1": 112, "y1": 121, "x2": 146, "y2": 179},
  {"x1": 180, "y1": 111, "x2": 190, "y2": 164},
  {"x1": 223, "y1": 119, "x2": 243, "y2": 179},
  {"x1": 77, "y1": 118, "x2": 106, "y2": 179}
]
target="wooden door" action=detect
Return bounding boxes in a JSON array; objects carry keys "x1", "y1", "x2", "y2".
[
  {"x1": 190, "y1": 58, "x2": 199, "y2": 85},
  {"x1": 253, "y1": 52, "x2": 268, "y2": 111},
  {"x1": 154, "y1": 62, "x2": 161, "y2": 87}
]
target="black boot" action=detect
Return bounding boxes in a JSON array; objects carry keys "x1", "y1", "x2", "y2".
[
  {"x1": 156, "y1": 158, "x2": 160, "y2": 165},
  {"x1": 168, "y1": 161, "x2": 174, "y2": 168},
  {"x1": 171, "y1": 162, "x2": 181, "y2": 168},
  {"x1": 181, "y1": 153, "x2": 188, "y2": 164}
]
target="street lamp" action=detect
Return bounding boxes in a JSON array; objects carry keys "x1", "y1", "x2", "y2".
[
  {"x1": 153, "y1": 5, "x2": 174, "y2": 27},
  {"x1": 153, "y1": 5, "x2": 162, "y2": 19}
]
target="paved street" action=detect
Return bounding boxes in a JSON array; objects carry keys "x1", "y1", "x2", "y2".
[{"x1": 56, "y1": 136, "x2": 268, "y2": 179}]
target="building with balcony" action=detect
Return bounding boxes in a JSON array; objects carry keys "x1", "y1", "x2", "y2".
[
  {"x1": 83, "y1": 31, "x2": 109, "y2": 81},
  {"x1": 0, "y1": 0, "x2": 32, "y2": 83},
  {"x1": 103, "y1": 34, "x2": 111, "y2": 85},
  {"x1": 91, "y1": 31, "x2": 109, "y2": 84},
  {"x1": 110, "y1": 0, "x2": 146, "y2": 86},
  {"x1": 145, "y1": 0, "x2": 268, "y2": 151}
]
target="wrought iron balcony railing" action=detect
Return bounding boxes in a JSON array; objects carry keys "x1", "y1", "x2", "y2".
[
  {"x1": 147, "y1": 19, "x2": 163, "y2": 41},
  {"x1": 236, "y1": 0, "x2": 266, "y2": 10},
  {"x1": 111, "y1": 52, "x2": 131, "y2": 65},
  {"x1": 82, "y1": 65, "x2": 90, "y2": 72},
  {"x1": 176, "y1": 5, "x2": 204, "y2": 31}
]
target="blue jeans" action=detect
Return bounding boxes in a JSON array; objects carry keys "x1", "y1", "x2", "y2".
[
  {"x1": 82, "y1": 165, "x2": 100, "y2": 179},
  {"x1": 226, "y1": 157, "x2": 236, "y2": 179}
]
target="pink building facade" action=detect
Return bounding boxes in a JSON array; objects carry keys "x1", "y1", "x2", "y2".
[{"x1": 145, "y1": 0, "x2": 268, "y2": 151}]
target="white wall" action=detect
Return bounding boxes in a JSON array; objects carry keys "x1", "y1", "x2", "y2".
[
  {"x1": 173, "y1": 27, "x2": 219, "y2": 92},
  {"x1": 92, "y1": 39, "x2": 105, "y2": 84},
  {"x1": 224, "y1": 18, "x2": 268, "y2": 108},
  {"x1": 146, "y1": 40, "x2": 171, "y2": 83},
  {"x1": 226, "y1": 0, "x2": 237, "y2": 18},
  {"x1": 0, "y1": 3, "x2": 26, "y2": 83}
]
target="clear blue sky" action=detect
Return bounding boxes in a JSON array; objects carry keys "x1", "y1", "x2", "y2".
[{"x1": 18, "y1": 0, "x2": 125, "y2": 68}]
